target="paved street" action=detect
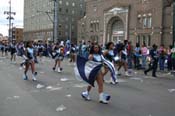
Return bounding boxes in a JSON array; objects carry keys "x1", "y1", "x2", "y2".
[{"x1": 0, "y1": 56, "x2": 175, "y2": 116}]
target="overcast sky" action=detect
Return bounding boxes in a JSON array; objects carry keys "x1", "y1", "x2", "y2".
[{"x1": 0, "y1": 0, "x2": 24, "y2": 36}]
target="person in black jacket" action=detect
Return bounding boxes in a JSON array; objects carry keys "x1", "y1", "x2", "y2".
[{"x1": 144, "y1": 44, "x2": 158, "y2": 77}]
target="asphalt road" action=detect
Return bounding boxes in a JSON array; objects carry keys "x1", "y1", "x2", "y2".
[{"x1": 0, "y1": 56, "x2": 175, "y2": 116}]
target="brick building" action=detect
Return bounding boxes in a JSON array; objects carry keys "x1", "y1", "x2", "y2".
[
  {"x1": 78, "y1": 0, "x2": 173, "y2": 47},
  {"x1": 12, "y1": 27, "x2": 23, "y2": 42}
]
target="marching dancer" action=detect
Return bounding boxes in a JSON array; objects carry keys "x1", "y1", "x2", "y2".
[
  {"x1": 22, "y1": 41, "x2": 37, "y2": 81},
  {"x1": 81, "y1": 43, "x2": 111, "y2": 104},
  {"x1": 103, "y1": 42, "x2": 118, "y2": 84},
  {"x1": 52, "y1": 42, "x2": 65, "y2": 73},
  {"x1": 10, "y1": 41, "x2": 17, "y2": 63}
]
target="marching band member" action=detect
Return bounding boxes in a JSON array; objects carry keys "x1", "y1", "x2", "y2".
[
  {"x1": 52, "y1": 42, "x2": 65, "y2": 73},
  {"x1": 81, "y1": 43, "x2": 111, "y2": 104},
  {"x1": 23, "y1": 41, "x2": 37, "y2": 81}
]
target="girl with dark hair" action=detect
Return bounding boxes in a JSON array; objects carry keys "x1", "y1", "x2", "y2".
[
  {"x1": 0, "y1": 43, "x2": 5, "y2": 57},
  {"x1": 52, "y1": 42, "x2": 65, "y2": 72},
  {"x1": 103, "y1": 42, "x2": 118, "y2": 84},
  {"x1": 134, "y1": 43, "x2": 141, "y2": 69},
  {"x1": 22, "y1": 41, "x2": 37, "y2": 81},
  {"x1": 69, "y1": 43, "x2": 77, "y2": 65},
  {"x1": 117, "y1": 44, "x2": 130, "y2": 76},
  {"x1": 81, "y1": 43, "x2": 111, "y2": 104},
  {"x1": 10, "y1": 41, "x2": 17, "y2": 63}
]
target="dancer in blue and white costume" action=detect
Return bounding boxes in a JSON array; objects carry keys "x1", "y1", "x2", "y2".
[
  {"x1": 81, "y1": 43, "x2": 111, "y2": 104},
  {"x1": 52, "y1": 42, "x2": 65, "y2": 73},
  {"x1": 23, "y1": 41, "x2": 37, "y2": 81},
  {"x1": 103, "y1": 42, "x2": 118, "y2": 84}
]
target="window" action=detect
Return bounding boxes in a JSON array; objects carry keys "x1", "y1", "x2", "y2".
[
  {"x1": 66, "y1": 1, "x2": 69, "y2": 6},
  {"x1": 66, "y1": 17, "x2": 69, "y2": 21},
  {"x1": 72, "y1": 18, "x2": 74, "y2": 22},
  {"x1": 65, "y1": 32, "x2": 68, "y2": 36},
  {"x1": 59, "y1": 31, "x2": 62, "y2": 36},
  {"x1": 72, "y1": 2, "x2": 75, "y2": 7},
  {"x1": 147, "y1": 17, "x2": 152, "y2": 28},
  {"x1": 65, "y1": 25, "x2": 68, "y2": 29},
  {"x1": 59, "y1": 24, "x2": 62, "y2": 28},
  {"x1": 143, "y1": 17, "x2": 147, "y2": 28},
  {"x1": 66, "y1": 9, "x2": 68, "y2": 13},
  {"x1": 94, "y1": 7, "x2": 97, "y2": 12},
  {"x1": 90, "y1": 23, "x2": 93, "y2": 32},
  {"x1": 142, "y1": 35, "x2": 146, "y2": 45},
  {"x1": 72, "y1": 10, "x2": 75, "y2": 14},
  {"x1": 80, "y1": 4, "x2": 83, "y2": 8},
  {"x1": 137, "y1": 35, "x2": 141, "y2": 45},
  {"x1": 72, "y1": 31, "x2": 74, "y2": 36},
  {"x1": 59, "y1": 0, "x2": 62, "y2": 5},
  {"x1": 72, "y1": 25, "x2": 75, "y2": 29},
  {"x1": 59, "y1": 8, "x2": 62, "y2": 12}
]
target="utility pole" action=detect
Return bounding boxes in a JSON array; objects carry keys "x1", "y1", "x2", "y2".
[
  {"x1": 4, "y1": 0, "x2": 16, "y2": 42},
  {"x1": 53, "y1": 0, "x2": 58, "y2": 43},
  {"x1": 69, "y1": 21, "x2": 72, "y2": 42},
  {"x1": 173, "y1": 0, "x2": 175, "y2": 46}
]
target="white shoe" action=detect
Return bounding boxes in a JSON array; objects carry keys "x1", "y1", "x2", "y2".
[
  {"x1": 99, "y1": 93, "x2": 110, "y2": 104},
  {"x1": 125, "y1": 72, "x2": 131, "y2": 76},
  {"x1": 32, "y1": 76, "x2": 37, "y2": 81},
  {"x1": 57, "y1": 68, "x2": 61, "y2": 73},
  {"x1": 81, "y1": 91, "x2": 91, "y2": 101},
  {"x1": 110, "y1": 78, "x2": 118, "y2": 85},
  {"x1": 32, "y1": 72, "x2": 37, "y2": 81},
  {"x1": 110, "y1": 80, "x2": 118, "y2": 85}
]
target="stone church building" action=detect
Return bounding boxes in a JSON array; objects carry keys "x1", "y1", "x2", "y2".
[{"x1": 78, "y1": 0, "x2": 173, "y2": 47}]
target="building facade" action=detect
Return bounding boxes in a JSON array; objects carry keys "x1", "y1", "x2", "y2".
[
  {"x1": 78, "y1": 0, "x2": 173, "y2": 47},
  {"x1": 24, "y1": 0, "x2": 85, "y2": 43},
  {"x1": 12, "y1": 28, "x2": 23, "y2": 42}
]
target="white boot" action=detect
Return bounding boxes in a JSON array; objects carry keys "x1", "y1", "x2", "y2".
[
  {"x1": 57, "y1": 67, "x2": 61, "y2": 73},
  {"x1": 110, "y1": 78, "x2": 116, "y2": 85},
  {"x1": 81, "y1": 91, "x2": 91, "y2": 101},
  {"x1": 99, "y1": 93, "x2": 110, "y2": 104},
  {"x1": 125, "y1": 71, "x2": 130, "y2": 76},
  {"x1": 32, "y1": 72, "x2": 37, "y2": 81}
]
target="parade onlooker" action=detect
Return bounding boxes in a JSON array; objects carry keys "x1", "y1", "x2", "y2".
[
  {"x1": 0, "y1": 43, "x2": 5, "y2": 57},
  {"x1": 141, "y1": 43, "x2": 148, "y2": 69},
  {"x1": 158, "y1": 44, "x2": 166, "y2": 71},
  {"x1": 127, "y1": 41, "x2": 133, "y2": 69},
  {"x1": 10, "y1": 41, "x2": 17, "y2": 63},
  {"x1": 134, "y1": 43, "x2": 142, "y2": 69},
  {"x1": 167, "y1": 45, "x2": 173, "y2": 71},
  {"x1": 144, "y1": 44, "x2": 158, "y2": 77},
  {"x1": 171, "y1": 45, "x2": 175, "y2": 70}
]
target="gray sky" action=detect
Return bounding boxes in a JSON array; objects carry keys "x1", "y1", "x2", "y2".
[{"x1": 0, "y1": 0, "x2": 24, "y2": 36}]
